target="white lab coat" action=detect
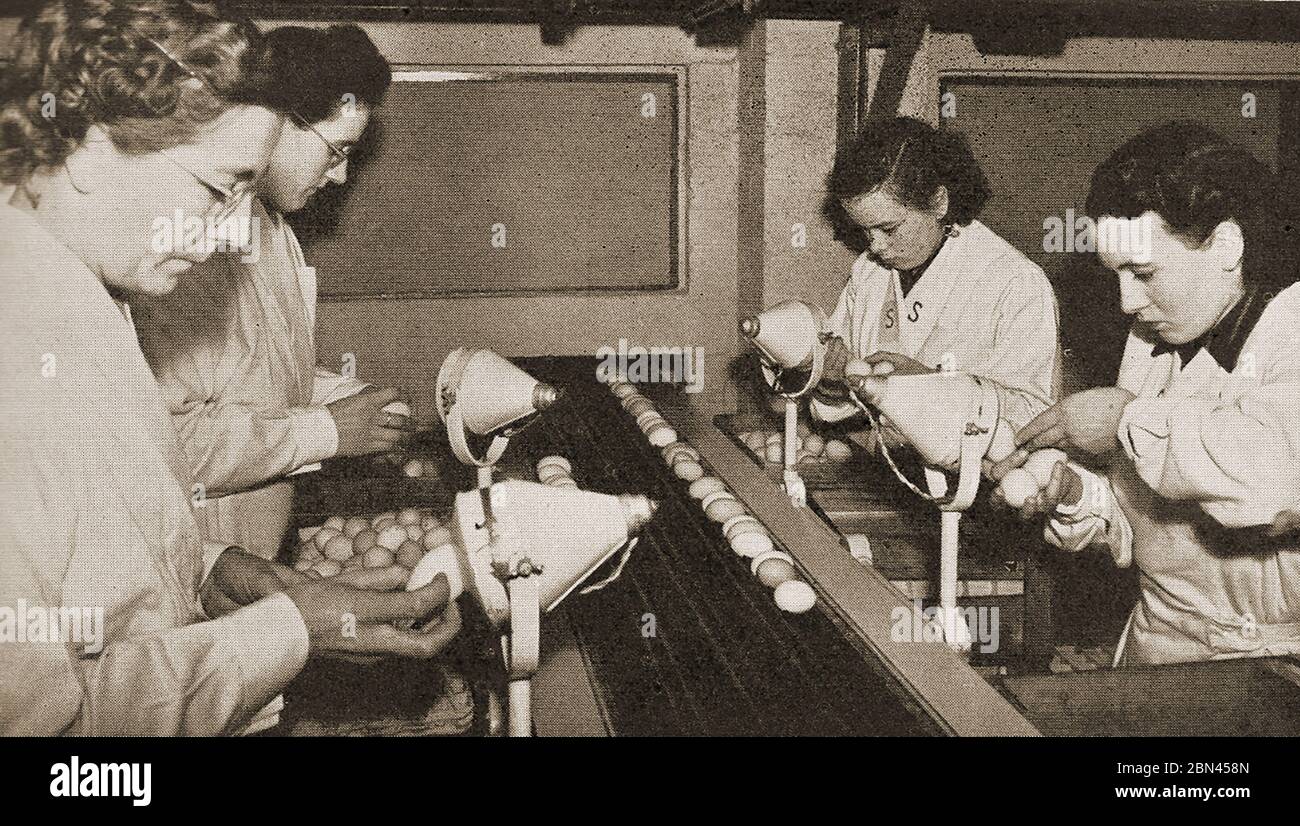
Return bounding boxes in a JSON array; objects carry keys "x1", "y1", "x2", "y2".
[
  {"x1": 1047, "y1": 283, "x2": 1300, "y2": 665},
  {"x1": 134, "y1": 198, "x2": 367, "y2": 559},
  {"x1": 813, "y1": 220, "x2": 1061, "y2": 433},
  {"x1": 0, "y1": 202, "x2": 308, "y2": 735}
]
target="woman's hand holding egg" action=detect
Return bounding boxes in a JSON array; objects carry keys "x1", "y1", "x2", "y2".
[
  {"x1": 991, "y1": 454, "x2": 1084, "y2": 520},
  {"x1": 327, "y1": 387, "x2": 415, "y2": 459}
]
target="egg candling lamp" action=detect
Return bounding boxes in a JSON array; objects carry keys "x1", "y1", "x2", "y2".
[
  {"x1": 407, "y1": 479, "x2": 657, "y2": 736},
  {"x1": 739, "y1": 300, "x2": 837, "y2": 507},
  {"x1": 435, "y1": 348, "x2": 561, "y2": 488},
  {"x1": 846, "y1": 366, "x2": 1017, "y2": 653}
]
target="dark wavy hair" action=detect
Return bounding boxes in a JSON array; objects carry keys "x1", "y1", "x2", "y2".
[
  {"x1": 0, "y1": 0, "x2": 271, "y2": 185},
  {"x1": 1087, "y1": 121, "x2": 1297, "y2": 294},
  {"x1": 254, "y1": 25, "x2": 391, "y2": 124},
  {"x1": 825, "y1": 118, "x2": 992, "y2": 250}
]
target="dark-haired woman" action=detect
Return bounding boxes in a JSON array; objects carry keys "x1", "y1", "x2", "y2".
[
  {"x1": 993, "y1": 122, "x2": 1300, "y2": 666},
  {"x1": 813, "y1": 118, "x2": 1060, "y2": 447},
  {"x1": 134, "y1": 25, "x2": 413, "y2": 560},
  {"x1": 0, "y1": 2, "x2": 457, "y2": 736}
]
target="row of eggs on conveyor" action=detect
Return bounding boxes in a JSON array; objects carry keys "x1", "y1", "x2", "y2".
[
  {"x1": 737, "y1": 428, "x2": 855, "y2": 466},
  {"x1": 604, "y1": 381, "x2": 818, "y2": 615}
]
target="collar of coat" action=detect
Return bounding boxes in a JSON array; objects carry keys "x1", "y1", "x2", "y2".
[{"x1": 1150, "y1": 283, "x2": 1267, "y2": 371}]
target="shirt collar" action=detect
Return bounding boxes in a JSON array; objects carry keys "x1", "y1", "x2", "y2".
[{"x1": 1151, "y1": 284, "x2": 1266, "y2": 371}]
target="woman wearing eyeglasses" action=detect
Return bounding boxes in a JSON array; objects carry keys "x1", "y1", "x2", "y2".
[
  {"x1": 133, "y1": 24, "x2": 413, "y2": 561},
  {"x1": 0, "y1": 1, "x2": 459, "y2": 736}
]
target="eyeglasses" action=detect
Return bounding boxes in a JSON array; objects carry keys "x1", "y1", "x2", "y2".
[
  {"x1": 159, "y1": 150, "x2": 254, "y2": 225},
  {"x1": 290, "y1": 112, "x2": 351, "y2": 170}
]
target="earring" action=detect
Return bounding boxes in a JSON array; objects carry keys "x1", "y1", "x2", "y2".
[{"x1": 943, "y1": 224, "x2": 960, "y2": 239}]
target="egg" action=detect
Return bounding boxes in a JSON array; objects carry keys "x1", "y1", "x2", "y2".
[
  {"x1": 343, "y1": 516, "x2": 370, "y2": 539},
  {"x1": 363, "y1": 546, "x2": 396, "y2": 568},
  {"x1": 846, "y1": 533, "x2": 872, "y2": 564},
  {"x1": 396, "y1": 539, "x2": 425, "y2": 568},
  {"x1": 674, "y1": 460, "x2": 704, "y2": 481},
  {"x1": 765, "y1": 432, "x2": 782, "y2": 447},
  {"x1": 764, "y1": 444, "x2": 783, "y2": 464},
  {"x1": 382, "y1": 400, "x2": 412, "y2": 419},
  {"x1": 372, "y1": 517, "x2": 398, "y2": 533},
  {"x1": 407, "y1": 545, "x2": 465, "y2": 602},
  {"x1": 825, "y1": 440, "x2": 853, "y2": 461},
  {"x1": 647, "y1": 425, "x2": 677, "y2": 448},
  {"x1": 611, "y1": 382, "x2": 638, "y2": 399},
  {"x1": 313, "y1": 560, "x2": 342, "y2": 578},
  {"x1": 636, "y1": 410, "x2": 666, "y2": 431},
  {"x1": 321, "y1": 535, "x2": 353, "y2": 562},
  {"x1": 706, "y1": 498, "x2": 747, "y2": 524},
  {"x1": 743, "y1": 432, "x2": 767, "y2": 453},
  {"x1": 538, "y1": 465, "x2": 569, "y2": 484},
  {"x1": 324, "y1": 515, "x2": 347, "y2": 532},
  {"x1": 402, "y1": 459, "x2": 425, "y2": 478},
  {"x1": 774, "y1": 580, "x2": 816, "y2": 614},
  {"x1": 406, "y1": 524, "x2": 424, "y2": 542},
  {"x1": 312, "y1": 527, "x2": 339, "y2": 550},
  {"x1": 423, "y1": 526, "x2": 453, "y2": 552},
  {"x1": 537, "y1": 455, "x2": 572, "y2": 474},
  {"x1": 370, "y1": 511, "x2": 397, "y2": 528},
  {"x1": 551, "y1": 478, "x2": 579, "y2": 489},
  {"x1": 997, "y1": 468, "x2": 1039, "y2": 508},
  {"x1": 688, "y1": 476, "x2": 726, "y2": 500},
  {"x1": 796, "y1": 449, "x2": 812, "y2": 464},
  {"x1": 420, "y1": 514, "x2": 441, "y2": 532},
  {"x1": 662, "y1": 443, "x2": 699, "y2": 465},
  {"x1": 292, "y1": 557, "x2": 315, "y2": 572},
  {"x1": 298, "y1": 544, "x2": 323, "y2": 562},
  {"x1": 624, "y1": 397, "x2": 655, "y2": 417},
  {"x1": 352, "y1": 529, "x2": 378, "y2": 554},
  {"x1": 1022, "y1": 448, "x2": 1069, "y2": 487},
  {"x1": 299, "y1": 525, "x2": 321, "y2": 542},
  {"x1": 804, "y1": 434, "x2": 825, "y2": 456},
  {"x1": 373, "y1": 525, "x2": 405, "y2": 551},
  {"x1": 753, "y1": 552, "x2": 797, "y2": 587},
  {"x1": 398, "y1": 508, "x2": 423, "y2": 526},
  {"x1": 723, "y1": 515, "x2": 764, "y2": 540},
  {"x1": 730, "y1": 531, "x2": 774, "y2": 558}
]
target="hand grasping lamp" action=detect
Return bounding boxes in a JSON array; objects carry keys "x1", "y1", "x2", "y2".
[
  {"x1": 847, "y1": 362, "x2": 1018, "y2": 653},
  {"x1": 435, "y1": 348, "x2": 560, "y2": 488},
  {"x1": 739, "y1": 300, "x2": 832, "y2": 507},
  {"x1": 407, "y1": 479, "x2": 656, "y2": 736}
]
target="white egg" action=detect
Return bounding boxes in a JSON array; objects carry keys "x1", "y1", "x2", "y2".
[
  {"x1": 755, "y1": 556, "x2": 797, "y2": 588},
  {"x1": 706, "y1": 498, "x2": 747, "y2": 524},
  {"x1": 403, "y1": 459, "x2": 424, "y2": 478},
  {"x1": 537, "y1": 465, "x2": 570, "y2": 484},
  {"x1": 537, "y1": 455, "x2": 572, "y2": 473},
  {"x1": 764, "y1": 444, "x2": 783, "y2": 464},
  {"x1": 406, "y1": 545, "x2": 464, "y2": 601},
  {"x1": 674, "y1": 460, "x2": 704, "y2": 481},
  {"x1": 825, "y1": 440, "x2": 853, "y2": 461},
  {"x1": 376, "y1": 524, "x2": 409, "y2": 552},
  {"x1": 324, "y1": 515, "x2": 347, "y2": 532},
  {"x1": 774, "y1": 580, "x2": 816, "y2": 614},
  {"x1": 1022, "y1": 448, "x2": 1069, "y2": 487},
  {"x1": 382, "y1": 400, "x2": 411, "y2": 418},
  {"x1": 730, "y1": 531, "x2": 773, "y2": 558},
  {"x1": 689, "y1": 477, "x2": 726, "y2": 500},
  {"x1": 803, "y1": 434, "x2": 826, "y2": 456},
  {"x1": 998, "y1": 468, "x2": 1039, "y2": 508},
  {"x1": 647, "y1": 425, "x2": 677, "y2": 448},
  {"x1": 723, "y1": 515, "x2": 764, "y2": 541},
  {"x1": 611, "y1": 382, "x2": 638, "y2": 399}
]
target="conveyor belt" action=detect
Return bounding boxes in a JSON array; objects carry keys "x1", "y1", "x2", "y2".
[{"x1": 510, "y1": 358, "x2": 941, "y2": 736}]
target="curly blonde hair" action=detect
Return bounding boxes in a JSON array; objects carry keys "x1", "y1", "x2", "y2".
[{"x1": 0, "y1": 0, "x2": 272, "y2": 185}]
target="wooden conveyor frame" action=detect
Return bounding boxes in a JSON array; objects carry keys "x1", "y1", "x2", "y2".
[{"x1": 677, "y1": 408, "x2": 1041, "y2": 736}]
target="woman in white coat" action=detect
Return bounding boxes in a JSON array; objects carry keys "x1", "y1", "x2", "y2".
[
  {"x1": 814, "y1": 118, "x2": 1060, "y2": 445},
  {"x1": 0, "y1": 0, "x2": 457, "y2": 736},
  {"x1": 133, "y1": 25, "x2": 412, "y2": 560},
  {"x1": 993, "y1": 122, "x2": 1300, "y2": 666}
]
